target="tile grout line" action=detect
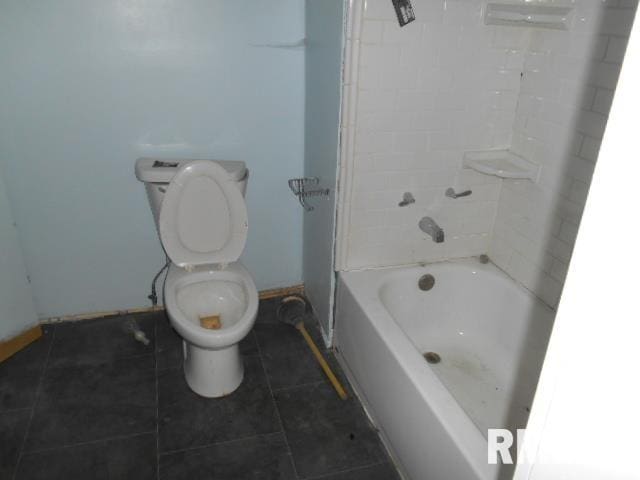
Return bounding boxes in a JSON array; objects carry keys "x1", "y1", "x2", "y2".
[
  {"x1": 253, "y1": 329, "x2": 301, "y2": 480},
  {"x1": 45, "y1": 351, "x2": 155, "y2": 371},
  {"x1": 0, "y1": 407, "x2": 33, "y2": 414},
  {"x1": 271, "y1": 379, "x2": 326, "y2": 394},
  {"x1": 17, "y1": 430, "x2": 158, "y2": 455},
  {"x1": 155, "y1": 351, "x2": 261, "y2": 375},
  {"x1": 302, "y1": 460, "x2": 388, "y2": 480},
  {"x1": 159, "y1": 431, "x2": 284, "y2": 457},
  {"x1": 12, "y1": 326, "x2": 57, "y2": 480},
  {"x1": 154, "y1": 318, "x2": 160, "y2": 480}
]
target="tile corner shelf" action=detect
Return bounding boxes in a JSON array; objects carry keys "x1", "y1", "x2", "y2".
[
  {"x1": 485, "y1": 3, "x2": 573, "y2": 30},
  {"x1": 463, "y1": 150, "x2": 541, "y2": 182}
]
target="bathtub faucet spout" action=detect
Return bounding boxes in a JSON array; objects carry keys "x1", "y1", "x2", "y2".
[{"x1": 419, "y1": 217, "x2": 445, "y2": 243}]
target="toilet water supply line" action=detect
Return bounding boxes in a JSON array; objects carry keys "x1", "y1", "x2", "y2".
[
  {"x1": 126, "y1": 255, "x2": 170, "y2": 346},
  {"x1": 149, "y1": 255, "x2": 170, "y2": 306}
]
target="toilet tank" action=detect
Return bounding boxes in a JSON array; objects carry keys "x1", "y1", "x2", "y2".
[{"x1": 134, "y1": 158, "x2": 248, "y2": 228}]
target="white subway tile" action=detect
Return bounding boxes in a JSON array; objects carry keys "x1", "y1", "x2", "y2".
[
  {"x1": 592, "y1": 88, "x2": 615, "y2": 114},
  {"x1": 382, "y1": 19, "x2": 422, "y2": 45},
  {"x1": 442, "y1": 0, "x2": 482, "y2": 27},
  {"x1": 591, "y1": 35, "x2": 610, "y2": 61},
  {"x1": 339, "y1": 0, "x2": 632, "y2": 282},
  {"x1": 537, "y1": 273, "x2": 563, "y2": 308},
  {"x1": 549, "y1": 237, "x2": 574, "y2": 263},
  {"x1": 619, "y1": 0, "x2": 639, "y2": 8},
  {"x1": 393, "y1": 131, "x2": 429, "y2": 154},
  {"x1": 493, "y1": 26, "x2": 530, "y2": 50},
  {"x1": 600, "y1": 7, "x2": 637, "y2": 36},
  {"x1": 415, "y1": 1, "x2": 445, "y2": 24},
  {"x1": 354, "y1": 129, "x2": 394, "y2": 153},
  {"x1": 558, "y1": 220, "x2": 580, "y2": 245},
  {"x1": 567, "y1": 156, "x2": 596, "y2": 183},
  {"x1": 605, "y1": 36, "x2": 628, "y2": 63},
  {"x1": 579, "y1": 136, "x2": 601, "y2": 162},
  {"x1": 359, "y1": 44, "x2": 401, "y2": 70},
  {"x1": 550, "y1": 258, "x2": 569, "y2": 282},
  {"x1": 357, "y1": 88, "x2": 396, "y2": 112},
  {"x1": 590, "y1": 61, "x2": 622, "y2": 89},
  {"x1": 363, "y1": 0, "x2": 396, "y2": 20},
  {"x1": 361, "y1": 20, "x2": 384, "y2": 44},
  {"x1": 569, "y1": 180, "x2": 591, "y2": 205},
  {"x1": 577, "y1": 110, "x2": 608, "y2": 137}
]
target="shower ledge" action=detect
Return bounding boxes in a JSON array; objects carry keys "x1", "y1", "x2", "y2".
[{"x1": 463, "y1": 149, "x2": 541, "y2": 182}]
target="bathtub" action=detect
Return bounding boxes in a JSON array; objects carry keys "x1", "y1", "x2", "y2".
[{"x1": 334, "y1": 258, "x2": 554, "y2": 480}]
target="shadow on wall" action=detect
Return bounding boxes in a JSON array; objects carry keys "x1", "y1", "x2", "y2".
[
  {"x1": 496, "y1": 6, "x2": 635, "y2": 470},
  {"x1": 489, "y1": 1, "x2": 637, "y2": 310}
]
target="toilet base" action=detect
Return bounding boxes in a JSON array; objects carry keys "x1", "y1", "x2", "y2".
[{"x1": 183, "y1": 341, "x2": 244, "y2": 398}]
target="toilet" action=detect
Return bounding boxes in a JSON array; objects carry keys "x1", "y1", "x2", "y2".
[{"x1": 135, "y1": 158, "x2": 258, "y2": 397}]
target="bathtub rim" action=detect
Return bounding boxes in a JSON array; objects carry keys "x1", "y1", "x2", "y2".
[{"x1": 337, "y1": 258, "x2": 511, "y2": 480}]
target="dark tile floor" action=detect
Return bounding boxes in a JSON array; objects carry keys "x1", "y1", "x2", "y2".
[{"x1": 0, "y1": 297, "x2": 401, "y2": 480}]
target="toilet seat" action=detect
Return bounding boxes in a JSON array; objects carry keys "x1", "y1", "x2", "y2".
[
  {"x1": 139, "y1": 158, "x2": 256, "y2": 397},
  {"x1": 159, "y1": 160, "x2": 248, "y2": 268},
  {"x1": 164, "y1": 262, "x2": 258, "y2": 349}
]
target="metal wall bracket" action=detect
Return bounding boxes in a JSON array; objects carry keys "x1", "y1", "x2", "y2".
[{"x1": 288, "y1": 177, "x2": 330, "y2": 211}]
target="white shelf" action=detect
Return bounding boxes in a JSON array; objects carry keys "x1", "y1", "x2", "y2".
[
  {"x1": 485, "y1": 3, "x2": 572, "y2": 30},
  {"x1": 463, "y1": 150, "x2": 541, "y2": 182}
]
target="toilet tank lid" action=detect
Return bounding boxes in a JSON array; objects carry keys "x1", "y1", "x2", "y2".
[{"x1": 135, "y1": 158, "x2": 247, "y2": 183}]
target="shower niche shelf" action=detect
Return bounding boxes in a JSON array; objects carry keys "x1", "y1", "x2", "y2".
[
  {"x1": 463, "y1": 150, "x2": 540, "y2": 182},
  {"x1": 485, "y1": 3, "x2": 573, "y2": 30}
]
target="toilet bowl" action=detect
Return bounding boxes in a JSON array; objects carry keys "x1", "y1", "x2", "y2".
[
  {"x1": 135, "y1": 158, "x2": 257, "y2": 397},
  {"x1": 164, "y1": 262, "x2": 258, "y2": 397}
]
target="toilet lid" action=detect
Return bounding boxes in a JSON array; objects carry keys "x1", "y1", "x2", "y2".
[{"x1": 159, "y1": 160, "x2": 248, "y2": 268}]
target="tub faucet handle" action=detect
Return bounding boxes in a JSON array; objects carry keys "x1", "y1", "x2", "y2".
[
  {"x1": 445, "y1": 187, "x2": 472, "y2": 199},
  {"x1": 398, "y1": 192, "x2": 415, "y2": 207}
]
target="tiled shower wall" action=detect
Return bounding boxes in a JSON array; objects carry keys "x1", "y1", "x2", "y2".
[
  {"x1": 337, "y1": 0, "x2": 635, "y2": 308},
  {"x1": 490, "y1": 0, "x2": 636, "y2": 307},
  {"x1": 337, "y1": 0, "x2": 525, "y2": 270}
]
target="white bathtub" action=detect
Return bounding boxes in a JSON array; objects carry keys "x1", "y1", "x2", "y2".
[{"x1": 334, "y1": 258, "x2": 554, "y2": 480}]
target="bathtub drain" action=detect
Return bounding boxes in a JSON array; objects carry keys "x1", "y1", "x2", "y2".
[
  {"x1": 423, "y1": 352, "x2": 441, "y2": 364},
  {"x1": 418, "y1": 274, "x2": 435, "y2": 291}
]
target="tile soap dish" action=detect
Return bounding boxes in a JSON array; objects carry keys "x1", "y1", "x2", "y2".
[{"x1": 463, "y1": 150, "x2": 541, "y2": 182}]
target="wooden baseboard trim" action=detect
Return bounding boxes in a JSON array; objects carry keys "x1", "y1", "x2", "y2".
[
  {"x1": 257, "y1": 284, "x2": 305, "y2": 300},
  {"x1": 0, "y1": 325, "x2": 43, "y2": 363},
  {"x1": 43, "y1": 305, "x2": 165, "y2": 324},
  {"x1": 41, "y1": 284, "x2": 305, "y2": 324}
]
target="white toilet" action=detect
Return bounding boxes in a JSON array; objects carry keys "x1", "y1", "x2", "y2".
[{"x1": 135, "y1": 158, "x2": 258, "y2": 397}]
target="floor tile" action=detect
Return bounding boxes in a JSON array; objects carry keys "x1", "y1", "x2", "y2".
[
  {"x1": 159, "y1": 433, "x2": 296, "y2": 480},
  {"x1": 0, "y1": 300, "x2": 402, "y2": 479},
  {"x1": 0, "y1": 409, "x2": 31, "y2": 479},
  {"x1": 313, "y1": 462, "x2": 401, "y2": 480},
  {"x1": 47, "y1": 313, "x2": 156, "y2": 368},
  {"x1": 155, "y1": 314, "x2": 183, "y2": 371},
  {"x1": 24, "y1": 355, "x2": 156, "y2": 451},
  {"x1": 255, "y1": 320, "x2": 343, "y2": 391},
  {"x1": 275, "y1": 381, "x2": 384, "y2": 479},
  {"x1": 256, "y1": 297, "x2": 281, "y2": 324},
  {"x1": 0, "y1": 327, "x2": 53, "y2": 411},
  {"x1": 16, "y1": 432, "x2": 157, "y2": 480},
  {"x1": 156, "y1": 315, "x2": 258, "y2": 371},
  {"x1": 158, "y1": 355, "x2": 280, "y2": 453}
]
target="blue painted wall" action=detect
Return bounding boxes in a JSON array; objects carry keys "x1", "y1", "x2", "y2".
[
  {"x1": 0, "y1": 1, "x2": 305, "y2": 318},
  {"x1": 303, "y1": 0, "x2": 344, "y2": 338},
  {"x1": 0, "y1": 168, "x2": 38, "y2": 339}
]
